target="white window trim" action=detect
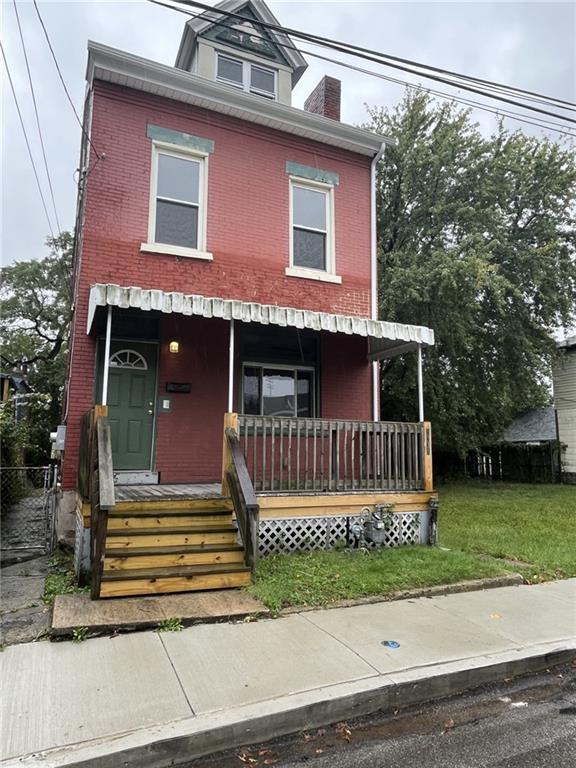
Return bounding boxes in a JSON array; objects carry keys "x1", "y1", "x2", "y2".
[
  {"x1": 241, "y1": 362, "x2": 316, "y2": 417},
  {"x1": 141, "y1": 140, "x2": 212, "y2": 261},
  {"x1": 287, "y1": 176, "x2": 340, "y2": 283},
  {"x1": 216, "y1": 52, "x2": 277, "y2": 100}
]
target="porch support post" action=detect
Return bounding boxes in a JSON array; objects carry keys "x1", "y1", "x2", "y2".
[
  {"x1": 417, "y1": 343, "x2": 424, "y2": 422},
  {"x1": 372, "y1": 361, "x2": 379, "y2": 421},
  {"x1": 101, "y1": 305, "x2": 112, "y2": 406},
  {"x1": 227, "y1": 318, "x2": 235, "y2": 412}
]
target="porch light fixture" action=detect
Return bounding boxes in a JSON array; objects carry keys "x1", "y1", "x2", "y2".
[{"x1": 169, "y1": 340, "x2": 179, "y2": 354}]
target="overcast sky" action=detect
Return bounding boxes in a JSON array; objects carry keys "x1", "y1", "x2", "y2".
[{"x1": 1, "y1": 0, "x2": 574, "y2": 265}]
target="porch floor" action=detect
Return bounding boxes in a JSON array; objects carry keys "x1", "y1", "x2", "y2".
[{"x1": 114, "y1": 483, "x2": 222, "y2": 502}]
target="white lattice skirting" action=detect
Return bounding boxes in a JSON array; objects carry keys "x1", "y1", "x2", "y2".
[{"x1": 258, "y1": 512, "x2": 424, "y2": 556}]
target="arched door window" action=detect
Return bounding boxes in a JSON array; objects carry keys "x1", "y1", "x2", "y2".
[{"x1": 108, "y1": 349, "x2": 148, "y2": 370}]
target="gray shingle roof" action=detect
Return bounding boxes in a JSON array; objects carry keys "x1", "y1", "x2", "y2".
[{"x1": 502, "y1": 407, "x2": 557, "y2": 443}]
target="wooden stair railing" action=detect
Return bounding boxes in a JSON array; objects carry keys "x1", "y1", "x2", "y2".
[
  {"x1": 90, "y1": 416, "x2": 115, "y2": 598},
  {"x1": 78, "y1": 406, "x2": 115, "y2": 599},
  {"x1": 223, "y1": 417, "x2": 259, "y2": 572}
]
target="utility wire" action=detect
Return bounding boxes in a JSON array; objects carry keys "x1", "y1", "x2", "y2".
[
  {"x1": 174, "y1": 0, "x2": 576, "y2": 111},
  {"x1": 32, "y1": 0, "x2": 102, "y2": 161},
  {"x1": 1, "y1": 41, "x2": 55, "y2": 239},
  {"x1": 301, "y1": 47, "x2": 576, "y2": 137},
  {"x1": 165, "y1": 0, "x2": 576, "y2": 123},
  {"x1": 12, "y1": 0, "x2": 62, "y2": 233},
  {"x1": 148, "y1": 0, "x2": 575, "y2": 137}
]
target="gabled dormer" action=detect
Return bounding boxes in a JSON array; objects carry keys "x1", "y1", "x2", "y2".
[{"x1": 175, "y1": 0, "x2": 307, "y2": 105}]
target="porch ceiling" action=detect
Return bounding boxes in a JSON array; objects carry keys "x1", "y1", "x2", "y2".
[{"x1": 87, "y1": 283, "x2": 434, "y2": 358}]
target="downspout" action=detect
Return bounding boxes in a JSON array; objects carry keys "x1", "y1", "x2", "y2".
[{"x1": 371, "y1": 142, "x2": 386, "y2": 421}]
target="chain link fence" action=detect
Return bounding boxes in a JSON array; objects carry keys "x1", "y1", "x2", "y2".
[{"x1": 1, "y1": 467, "x2": 57, "y2": 559}]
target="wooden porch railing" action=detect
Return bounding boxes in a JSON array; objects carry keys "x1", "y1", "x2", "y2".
[
  {"x1": 235, "y1": 414, "x2": 433, "y2": 493},
  {"x1": 222, "y1": 414, "x2": 259, "y2": 571},
  {"x1": 78, "y1": 406, "x2": 115, "y2": 599}
]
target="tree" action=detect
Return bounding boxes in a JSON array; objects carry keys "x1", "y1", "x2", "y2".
[
  {"x1": 0, "y1": 232, "x2": 73, "y2": 459},
  {"x1": 367, "y1": 94, "x2": 576, "y2": 454}
]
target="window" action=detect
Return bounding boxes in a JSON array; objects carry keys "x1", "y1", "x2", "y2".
[
  {"x1": 216, "y1": 53, "x2": 276, "y2": 99},
  {"x1": 293, "y1": 185, "x2": 328, "y2": 271},
  {"x1": 144, "y1": 144, "x2": 210, "y2": 258},
  {"x1": 154, "y1": 150, "x2": 201, "y2": 249},
  {"x1": 287, "y1": 180, "x2": 339, "y2": 282},
  {"x1": 242, "y1": 364, "x2": 315, "y2": 417}
]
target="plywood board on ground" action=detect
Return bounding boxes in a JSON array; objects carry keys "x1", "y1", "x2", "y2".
[{"x1": 51, "y1": 590, "x2": 268, "y2": 635}]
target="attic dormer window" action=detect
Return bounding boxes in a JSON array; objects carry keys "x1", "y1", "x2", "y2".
[{"x1": 216, "y1": 53, "x2": 276, "y2": 100}]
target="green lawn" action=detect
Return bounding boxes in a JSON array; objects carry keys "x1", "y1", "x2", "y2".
[
  {"x1": 249, "y1": 482, "x2": 575, "y2": 612},
  {"x1": 248, "y1": 546, "x2": 509, "y2": 614},
  {"x1": 439, "y1": 482, "x2": 576, "y2": 580}
]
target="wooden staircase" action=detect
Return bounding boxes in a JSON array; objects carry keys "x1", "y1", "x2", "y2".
[{"x1": 100, "y1": 496, "x2": 252, "y2": 598}]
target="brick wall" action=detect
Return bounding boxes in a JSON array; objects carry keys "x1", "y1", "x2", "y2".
[
  {"x1": 321, "y1": 333, "x2": 372, "y2": 420},
  {"x1": 62, "y1": 80, "x2": 374, "y2": 489}
]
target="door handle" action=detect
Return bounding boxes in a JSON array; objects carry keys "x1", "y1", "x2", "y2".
[{"x1": 147, "y1": 409, "x2": 153, "y2": 415}]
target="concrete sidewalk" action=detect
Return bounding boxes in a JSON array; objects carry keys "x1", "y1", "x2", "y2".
[{"x1": 1, "y1": 579, "x2": 575, "y2": 767}]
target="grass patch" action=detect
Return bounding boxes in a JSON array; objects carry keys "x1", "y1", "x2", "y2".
[
  {"x1": 439, "y1": 482, "x2": 576, "y2": 580},
  {"x1": 156, "y1": 617, "x2": 184, "y2": 632},
  {"x1": 248, "y1": 546, "x2": 509, "y2": 613},
  {"x1": 43, "y1": 551, "x2": 89, "y2": 606}
]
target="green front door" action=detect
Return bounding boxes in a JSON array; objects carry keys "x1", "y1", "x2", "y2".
[{"x1": 97, "y1": 341, "x2": 158, "y2": 471}]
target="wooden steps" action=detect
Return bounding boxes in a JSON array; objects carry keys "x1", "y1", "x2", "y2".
[
  {"x1": 100, "y1": 563, "x2": 251, "y2": 598},
  {"x1": 99, "y1": 495, "x2": 250, "y2": 598}
]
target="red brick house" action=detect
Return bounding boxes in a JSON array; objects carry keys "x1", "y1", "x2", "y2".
[{"x1": 61, "y1": 0, "x2": 436, "y2": 598}]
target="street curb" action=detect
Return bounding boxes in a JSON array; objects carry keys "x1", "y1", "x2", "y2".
[
  {"x1": 10, "y1": 640, "x2": 575, "y2": 768},
  {"x1": 280, "y1": 573, "x2": 525, "y2": 615}
]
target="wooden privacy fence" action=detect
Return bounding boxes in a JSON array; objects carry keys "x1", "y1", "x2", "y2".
[{"x1": 234, "y1": 414, "x2": 432, "y2": 493}]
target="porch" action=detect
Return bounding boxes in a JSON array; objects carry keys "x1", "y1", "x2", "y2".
[
  {"x1": 78, "y1": 408, "x2": 436, "y2": 598},
  {"x1": 74, "y1": 284, "x2": 437, "y2": 598}
]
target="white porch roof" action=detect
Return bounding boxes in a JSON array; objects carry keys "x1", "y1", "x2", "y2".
[{"x1": 87, "y1": 283, "x2": 434, "y2": 360}]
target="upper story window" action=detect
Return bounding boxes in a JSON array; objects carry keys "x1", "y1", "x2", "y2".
[
  {"x1": 216, "y1": 53, "x2": 276, "y2": 99},
  {"x1": 286, "y1": 178, "x2": 340, "y2": 284},
  {"x1": 155, "y1": 151, "x2": 201, "y2": 248},
  {"x1": 141, "y1": 143, "x2": 212, "y2": 260}
]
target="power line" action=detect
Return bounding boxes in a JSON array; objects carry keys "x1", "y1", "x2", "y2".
[
  {"x1": 0, "y1": 41, "x2": 55, "y2": 239},
  {"x1": 175, "y1": 0, "x2": 576, "y2": 112},
  {"x1": 148, "y1": 0, "x2": 575, "y2": 138},
  {"x1": 300, "y1": 47, "x2": 576, "y2": 137},
  {"x1": 12, "y1": 0, "x2": 62, "y2": 233},
  {"x1": 32, "y1": 0, "x2": 102, "y2": 161},
  {"x1": 165, "y1": 0, "x2": 576, "y2": 124}
]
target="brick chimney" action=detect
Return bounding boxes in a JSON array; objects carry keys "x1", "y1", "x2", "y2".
[{"x1": 303, "y1": 76, "x2": 341, "y2": 121}]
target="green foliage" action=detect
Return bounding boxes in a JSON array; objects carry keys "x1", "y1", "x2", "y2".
[
  {"x1": 0, "y1": 393, "x2": 52, "y2": 467},
  {"x1": 0, "y1": 232, "x2": 73, "y2": 461},
  {"x1": 367, "y1": 94, "x2": 576, "y2": 453},
  {"x1": 440, "y1": 482, "x2": 576, "y2": 579},
  {"x1": 249, "y1": 547, "x2": 508, "y2": 613},
  {"x1": 43, "y1": 571, "x2": 89, "y2": 606},
  {"x1": 156, "y1": 617, "x2": 184, "y2": 632},
  {"x1": 71, "y1": 627, "x2": 88, "y2": 643}
]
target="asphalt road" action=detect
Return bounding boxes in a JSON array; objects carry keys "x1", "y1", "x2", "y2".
[{"x1": 186, "y1": 664, "x2": 576, "y2": 768}]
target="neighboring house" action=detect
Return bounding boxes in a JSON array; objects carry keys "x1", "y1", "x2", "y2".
[
  {"x1": 0, "y1": 373, "x2": 32, "y2": 423},
  {"x1": 497, "y1": 406, "x2": 560, "y2": 483},
  {"x1": 60, "y1": 0, "x2": 436, "y2": 598},
  {"x1": 553, "y1": 335, "x2": 576, "y2": 483},
  {"x1": 502, "y1": 407, "x2": 558, "y2": 446},
  {"x1": 1, "y1": 373, "x2": 31, "y2": 404}
]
